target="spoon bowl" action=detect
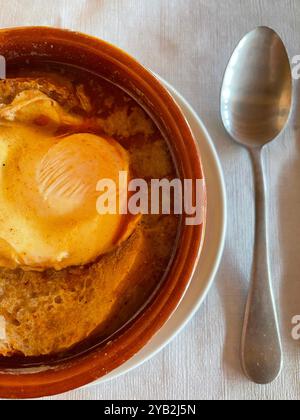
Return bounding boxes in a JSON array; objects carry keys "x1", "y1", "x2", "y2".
[{"x1": 221, "y1": 26, "x2": 292, "y2": 148}]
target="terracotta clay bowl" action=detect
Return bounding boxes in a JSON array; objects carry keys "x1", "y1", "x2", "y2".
[{"x1": 0, "y1": 27, "x2": 206, "y2": 399}]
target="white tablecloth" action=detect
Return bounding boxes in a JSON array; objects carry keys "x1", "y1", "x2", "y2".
[{"x1": 1, "y1": 0, "x2": 300, "y2": 401}]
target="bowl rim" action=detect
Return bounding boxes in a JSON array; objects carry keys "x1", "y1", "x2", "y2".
[{"x1": 0, "y1": 26, "x2": 206, "y2": 399}]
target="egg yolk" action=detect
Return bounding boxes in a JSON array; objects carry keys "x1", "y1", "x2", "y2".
[{"x1": 0, "y1": 90, "x2": 138, "y2": 270}]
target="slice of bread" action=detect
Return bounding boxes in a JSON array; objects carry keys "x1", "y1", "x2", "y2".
[
  {"x1": 0, "y1": 230, "x2": 148, "y2": 356},
  {"x1": 0, "y1": 77, "x2": 80, "y2": 110}
]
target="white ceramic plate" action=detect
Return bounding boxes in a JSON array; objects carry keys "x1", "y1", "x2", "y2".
[{"x1": 89, "y1": 77, "x2": 227, "y2": 386}]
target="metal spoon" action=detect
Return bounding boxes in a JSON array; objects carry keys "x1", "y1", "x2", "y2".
[{"x1": 221, "y1": 27, "x2": 292, "y2": 384}]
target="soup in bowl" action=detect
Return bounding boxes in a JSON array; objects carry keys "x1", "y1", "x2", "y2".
[{"x1": 0, "y1": 27, "x2": 206, "y2": 398}]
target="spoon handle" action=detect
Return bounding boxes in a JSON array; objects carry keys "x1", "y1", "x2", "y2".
[{"x1": 241, "y1": 148, "x2": 282, "y2": 384}]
